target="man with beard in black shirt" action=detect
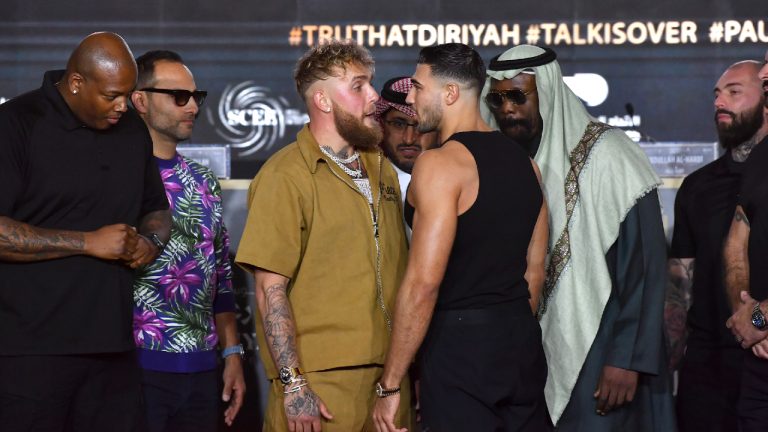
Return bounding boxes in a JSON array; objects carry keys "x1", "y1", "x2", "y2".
[
  {"x1": 668, "y1": 60, "x2": 768, "y2": 432},
  {"x1": 725, "y1": 48, "x2": 768, "y2": 432}
]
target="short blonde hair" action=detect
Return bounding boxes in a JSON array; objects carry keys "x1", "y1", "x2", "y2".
[{"x1": 294, "y1": 40, "x2": 374, "y2": 98}]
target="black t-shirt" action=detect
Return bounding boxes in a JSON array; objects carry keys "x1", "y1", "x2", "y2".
[
  {"x1": 739, "y1": 137, "x2": 768, "y2": 301},
  {"x1": 0, "y1": 70, "x2": 168, "y2": 355},
  {"x1": 671, "y1": 152, "x2": 744, "y2": 348}
]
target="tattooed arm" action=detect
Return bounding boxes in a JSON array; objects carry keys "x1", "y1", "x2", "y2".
[
  {"x1": 724, "y1": 205, "x2": 768, "y2": 348},
  {"x1": 253, "y1": 268, "x2": 333, "y2": 430},
  {"x1": 127, "y1": 209, "x2": 172, "y2": 269},
  {"x1": 665, "y1": 258, "x2": 694, "y2": 370},
  {"x1": 724, "y1": 206, "x2": 750, "y2": 311},
  {"x1": 0, "y1": 215, "x2": 138, "y2": 262}
]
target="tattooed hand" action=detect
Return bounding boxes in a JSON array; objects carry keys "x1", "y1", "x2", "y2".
[{"x1": 284, "y1": 384, "x2": 333, "y2": 431}]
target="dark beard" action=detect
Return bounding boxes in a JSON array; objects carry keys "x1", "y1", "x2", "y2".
[
  {"x1": 716, "y1": 103, "x2": 764, "y2": 150},
  {"x1": 333, "y1": 105, "x2": 383, "y2": 151}
]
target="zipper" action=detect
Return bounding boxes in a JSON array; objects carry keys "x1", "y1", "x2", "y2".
[{"x1": 324, "y1": 152, "x2": 392, "y2": 331}]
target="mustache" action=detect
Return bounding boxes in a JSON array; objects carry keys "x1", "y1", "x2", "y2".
[
  {"x1": 498, "y1": 116, "x2": 533, "y2": 130},
  {"x1": 715, "y1": 109, "x2": 735, "y2": 121},
  {"x1": 396, "y1": 144, "x2": 422, "y2": 151}
]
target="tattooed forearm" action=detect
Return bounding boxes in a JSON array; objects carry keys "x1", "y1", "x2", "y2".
[
  {"x1": 0, "y1": 216, "x2": 85, "y2": 262},
  {"x1": 724, "y1": 212, "x2": 750, "y2": 311},
  {"x1": 262, "y1": 282, "x2": 300, "y2": 368},
  {"x1": 138, "y1": 210, "x2": 171, "y2": 243},
  {"x1": 665, "y1": 258, "x2": 694, "y2": 370}
]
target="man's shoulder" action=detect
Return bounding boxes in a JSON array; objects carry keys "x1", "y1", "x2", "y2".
[
  {"x1": 179, "y1": 154, "x2": 218, "y2": 181},
  {"x1": 679, "y1": 156, "x2": 725, "y2": 190},
  {"x1": 0, "y1": 88, "x2": 47, "y2": 131},
  {"x1": 261, "y1": 141, "x2": 303, "y2": 168}
]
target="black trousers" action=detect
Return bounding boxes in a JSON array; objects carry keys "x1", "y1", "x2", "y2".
[
  {"x1": 676, "y1": 345, "x2": 742, "y2": 432},
  {"x1": 738, "y1": 352, "x2": 768, "y2": 431},
  {"x1": 0, "y1": 352, "x2": 142, "y2": 432},
  {"x1": 418, "y1": 299, "x2": 551, "y2": 432},
  {"x1": 140, "y1": 368, "x2": 219, "y2": 432}
]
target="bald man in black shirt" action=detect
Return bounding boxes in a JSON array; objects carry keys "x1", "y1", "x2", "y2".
[
  {"x1": 669, "y1": 60, "x2": 768, "y2": 432},
  {"x1": 0, "y1": 32, "x2": 170, "y2": 431}
]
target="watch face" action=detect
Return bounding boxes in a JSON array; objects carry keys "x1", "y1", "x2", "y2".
[
  {"x1": 753, "y1": 311, "x2": 767, "y2": 330},
  {"x1": 375, "y1": 383, "x2": 383, "y2": 397},
  {"x1": 279, "y1": 367, "x2": 292, "y2": 385}
]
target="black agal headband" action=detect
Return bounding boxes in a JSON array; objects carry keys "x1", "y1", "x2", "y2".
[{"x1": 488, "y1": 47, "x2": 557, "y2": 71}]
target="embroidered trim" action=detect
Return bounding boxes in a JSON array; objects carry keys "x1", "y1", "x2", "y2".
[{"x1": 537, "y1": 121, "x2": 611, "y2": 318}]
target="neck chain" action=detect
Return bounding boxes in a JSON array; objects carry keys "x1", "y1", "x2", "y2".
[{"x1": 320, "y1": 146, "x2": 362, "y2": 178}]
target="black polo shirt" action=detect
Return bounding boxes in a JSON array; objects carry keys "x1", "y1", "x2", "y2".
[
  {"x1": 671, "y1": 152, "x2": 744, "y2": 349},
  {"x1": 0, "y1": 70, "x2": 168, "y2": 355},
  {"x1": 739, "y1": 137, "x2": 768, "y2": 302}
]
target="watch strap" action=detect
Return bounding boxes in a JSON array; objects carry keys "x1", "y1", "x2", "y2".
[
  {"x1": 221, "y1": 344, "x2": 244, "y2": 359},
  {"x1": 375, "y1": 382, "x2": 401, "y2": 398},
  {"x1": 148, "y1": 233, "x2": 166, "y2": 250}
]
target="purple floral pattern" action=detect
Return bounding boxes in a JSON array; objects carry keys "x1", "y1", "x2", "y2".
[{"x1": 133, "y1": 153, "x2": 233, "y2": 354}]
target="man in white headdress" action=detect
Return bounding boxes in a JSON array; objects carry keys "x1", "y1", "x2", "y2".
[{"x1": 481, "y1": 45, "x2": 675, "y2": 430}]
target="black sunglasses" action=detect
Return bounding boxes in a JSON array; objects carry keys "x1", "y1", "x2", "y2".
[
  {"x1": 484, "y1": 88, "x2": 536, "y2": 109},
  {"x1": 140, "y1": 88, "x2": 207, "y2": 107}
]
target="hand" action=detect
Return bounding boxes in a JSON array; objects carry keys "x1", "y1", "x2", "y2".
[
  {"x1": 83, "y1": 224, "x2": 138, "y2": 261},
  {"x1": 726, "y1": 291, "x2": 768, "y2": 348},
  {"x1": 594, "y1": 365, "x2": 638, "y2": 415},
  {"x1": 284, "y1": 384, "x2": 333, "y2": 432},
  {"x1": 372, "y1": 393, "x2": 407, "y2": 432},
  {"x1": 752, "y1": 338, "x2": 768, "y2": 360},
  {"x1": 125, "y1": 235, "x2": 160, "y2": 269},
  {"x1": 222, "y1": 355, "x2": 246, "y2": 426}
]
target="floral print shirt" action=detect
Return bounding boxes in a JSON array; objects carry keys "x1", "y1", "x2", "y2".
[{"x1": 133, "y1": 153, "x2": 234, "y2": 373}]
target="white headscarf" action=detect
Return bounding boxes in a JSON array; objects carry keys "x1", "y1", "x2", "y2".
[{"x1": 481, "y1": 45, "x2": 660, "y2": 424}]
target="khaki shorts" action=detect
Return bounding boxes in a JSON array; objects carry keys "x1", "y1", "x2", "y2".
[{"x1": 263, "y1": 365, "x2": 412, "y2": 431}]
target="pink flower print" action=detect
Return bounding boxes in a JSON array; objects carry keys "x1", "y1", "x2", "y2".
[
  {"x1": 133, "y1": 310, "x2": 167, "y2": 345},
  {"x1": 161, "y1": 169, "x2": 183, "y2": 209},
  {"x1": 196, "y1": 182, "x2": 220, "y2": 210},
  {"x1": 197, "y1": 225, "x2": 215, "y2": 259},
  {"x1": 205, "y1": 330, "x2": 219, "y2": 349},
  {"x1": 159, "y1": 261, "x2": 202, "y2": 303}
]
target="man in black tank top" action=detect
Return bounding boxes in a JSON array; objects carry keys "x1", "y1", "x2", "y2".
[{"x1": 371, "y1": 43, "x2": 551, "y2": 432}]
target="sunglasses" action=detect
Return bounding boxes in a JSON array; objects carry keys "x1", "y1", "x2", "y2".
[
  {"x1": 484, "y1": 88, "x2": 536, "y2": 109},
  {"x1": 140, "y1": 88, "x2": 207, "y2": 107}
]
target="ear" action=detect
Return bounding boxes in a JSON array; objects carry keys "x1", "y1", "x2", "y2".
[
  {"x1": 68, "y1": 72, "x2": 84, "y2": 95},
  {"x1": 445, "y1": 82, "x2": 460, "y2": 106},
  {"x1": 131, "y1": 91, "x2": 148, "y2": 114},
  {"x1": 312, "y1": 90, "x2": 332, "y2": 113}
]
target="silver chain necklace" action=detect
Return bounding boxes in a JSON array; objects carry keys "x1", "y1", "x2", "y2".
[{"x1": 320, "y1": 146, "x2": 362, "y2": 178}]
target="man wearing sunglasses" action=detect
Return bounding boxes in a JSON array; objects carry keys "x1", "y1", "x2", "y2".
[
  {"x1": 130, "y1": 50, "x2": 245, "y2": 431},
  {"x1": 0, "y1": 33, "x2": 171, "y2": 431},
  {"x1": 481, "y1": 45, "x2": 675, "y2": 431},
  {"x1": 375, "y1": 76, "x2": 439, "y2": 202}
]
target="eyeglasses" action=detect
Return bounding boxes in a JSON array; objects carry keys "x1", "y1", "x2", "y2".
[
  {"x1": 385, "y1": 119, "x2": 419, "y2": 132},
  {"x1": 140, "y1": 88, "x2": 207, "y2": 107},
  {"x1": 484, "y1": 88, "x2": 536, "y2": 109}
]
